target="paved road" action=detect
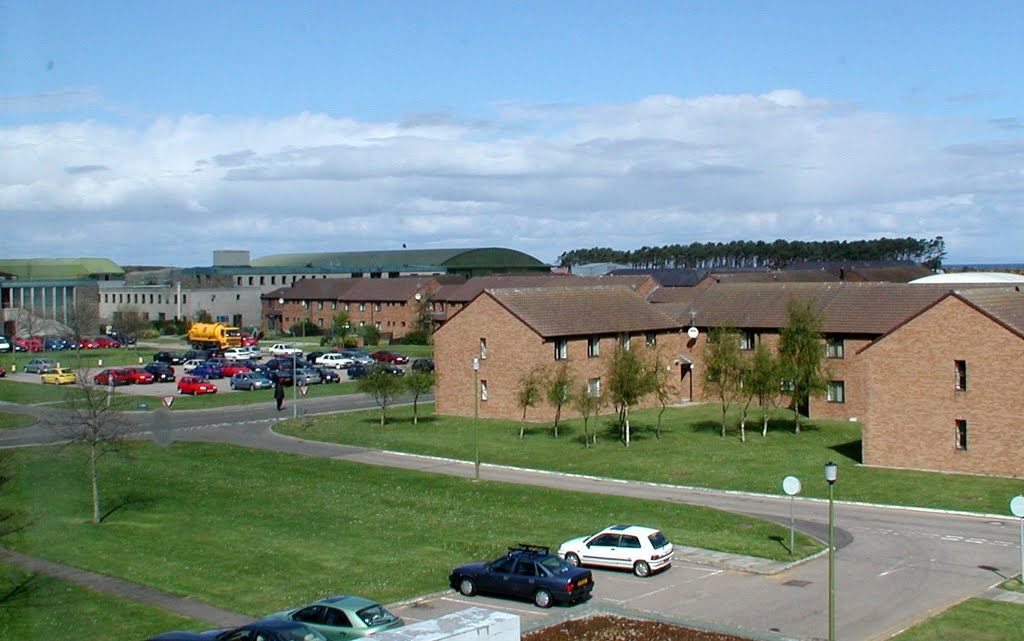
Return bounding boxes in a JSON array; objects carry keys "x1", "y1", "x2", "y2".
[{"x1": 1, "y1": 398, "x2": 1022, "y2": 641}]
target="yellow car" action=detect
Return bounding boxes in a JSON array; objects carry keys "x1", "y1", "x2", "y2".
[{"x1": 41, "y1": 368, "x2": 77, "y2": 385}]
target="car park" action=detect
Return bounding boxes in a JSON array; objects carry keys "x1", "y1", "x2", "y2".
[
  {"x1": 153, "y1": 351, "x2": 187, "y2": 365},
  {"x1": 177, "y1": 376, "x2": 217, "y2": 395},
  {"x1": 230, "y1": 372, "x2": 273, "y2": 390},
  {"x1": 264, "y1": 594, "x2": 403, "y2": 640},
  {"x1": 346, "y1": 363, "x2": 403, "y2": 379},
  {"x1": 371, "y1": 350, "x2": 409, "y2": 364},
  {"x1": 341, "y1": 350, "x2": 375, "y2": 366},
  {"x1": 293, "y1": 368, "x2": 323, "y2": 386},
  {"x1": 17, "y1": 338, "x2": 44, "y2": 352},
  {"x1": 121, "y1": 367, "x2": 156, "y2": 384},
  {"x1": 94, "y1": 369, "x2": 132, "y2": 386},
  {"x1": 24, "y1": 358, "x2": 57, "y2": 373},
  {"x1": 0, "y1": 336, "x2": 10, "y2": 352},
  {"x1": 449, "y1": 544, "x2": 594, "y2": 608},
  {"x1": 146, "y1": 618, "x2": 328, "y2": 641},
  {"x1": 144, "y1": 362, "x2": 176, "y2": 382},
  {"x1": 411, "y1": 358, "x2": 435, "y2": 373},
  {"x1": 315, "y1": 353, "x2": 354, "y2": 369},
  {"x1": 557, "y1": 524, "x2": 674, "y2": 577},
  {"x1": 41, "y1": 368, "x2": 77, "y2": 385}
]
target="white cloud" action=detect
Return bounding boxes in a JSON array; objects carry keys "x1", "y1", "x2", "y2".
[{"x1": 1, "y1": 90, "x2": 1021, "y2": 265}]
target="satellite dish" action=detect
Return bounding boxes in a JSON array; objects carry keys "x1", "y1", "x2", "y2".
[
  {"x1": 783, "y1": 476, "x2": 802, "y2": 496},
  {"x1": 687, "y1": 327, "x2": 699, "y2": 339},
  {"x1": 278, "y1": 297, "x2": 285, "y2": 304},
  {"x1": 414, "y1": 293, "x2": 422, "y2": 301},
  {"x1": 1011, "y1": 495, "x2": 1024, "y2": 517}
]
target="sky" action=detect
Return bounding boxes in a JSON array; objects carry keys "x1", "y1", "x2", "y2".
[{"x1": 2, "y1": 1, "x2": 1023, "y2": 267}]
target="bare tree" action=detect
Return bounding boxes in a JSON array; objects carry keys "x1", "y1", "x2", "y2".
[
  {"x1": 46, "y1": 376, "x2": 135, "y2": 524},
  {"x1": 403, "y1": 370, "x2": 435, "y2": 425},
  {"x1": 544, "y1": 362, "x2": 574, "y2": 438},
  {"x1": 514, "y1": 367, "x2": 544, "y2": 438},
  {"x1": 571, "y1": 382, "x2": 604, "y2": 448}
]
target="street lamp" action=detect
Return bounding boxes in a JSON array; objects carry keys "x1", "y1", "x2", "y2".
[
  {"x1": 472, "y1": 356, "x2": 480, "y2": 481},
  {"x1": 292, "y1": 350, "x2": 298, "y2": 419},
  {"x1": 825, "y1": 461, "x2": 838, "y2": 641}
]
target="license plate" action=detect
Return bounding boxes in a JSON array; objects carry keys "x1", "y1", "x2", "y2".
[{"x1": 577, "y1": 578, "x2": 588, "y2": 586}]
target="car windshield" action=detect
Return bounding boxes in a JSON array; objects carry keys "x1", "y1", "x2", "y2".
[
  {"x1": 357, "y1": 604, "x2": 398, "y2": 626},
  {"x1": 648, "y1": 531, "x2": 670, "y2": 549},
  {"x1": 537, "y1": 554, "x2": 574, "y2": 575}
]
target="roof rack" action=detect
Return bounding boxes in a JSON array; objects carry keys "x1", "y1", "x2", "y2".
[{"x1": 509, "y1": 544, "x2": 550, "y2": 554}]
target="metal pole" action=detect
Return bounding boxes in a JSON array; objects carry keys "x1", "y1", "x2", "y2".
[
  {"x1": 292, "y1": 351, "x2": 297, "y2": 419},
  {"x1": 1019, "y1": 517, "x2": 1023, "y2": 587},
  {"x1": 473, "y1": 367, "x2": 480, "y2": 481},
  {"x1": 789, "y1": 494, "x2": 795, "y2": 556},
  {"x1": 828, "y1": 481, "x2": 835, "y2": 641}
]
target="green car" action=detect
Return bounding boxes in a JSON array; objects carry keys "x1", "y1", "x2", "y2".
[{"x1": 264, "y1": 595, "x2": 403, "y2": 640}]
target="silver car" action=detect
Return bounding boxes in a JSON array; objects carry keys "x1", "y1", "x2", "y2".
[
  {"x1": 25, "y1": 358, "x2": 57, "y2": 373},
  {"x1": 230, "y1": 372, "x2": 274, "y2": 390},
  {"x1": 293, "y1": 367, "x2": 323, "y2": 385}
]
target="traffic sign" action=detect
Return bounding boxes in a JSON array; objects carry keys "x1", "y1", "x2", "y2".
[
  {"x1": 162, "y1": 396, "x2": 175, "y2": 408},
  {"x1": 299, "y1": 385, "x2": 309, "y2": 397}
]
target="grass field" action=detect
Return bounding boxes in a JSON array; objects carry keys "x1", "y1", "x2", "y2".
[
  {"x1": 277, "y1": 403, "x2": 1024, "y2": 516},
  {"x1": 888, "y1": 598, "x2": 1024, "y2": 640}
]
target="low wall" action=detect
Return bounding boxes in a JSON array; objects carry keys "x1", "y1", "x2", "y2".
[{"x1": 376, "y1": 607, "x2": 520, "y2": 641}]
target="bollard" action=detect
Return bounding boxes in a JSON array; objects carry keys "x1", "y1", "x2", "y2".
[
  {"x1": 98, "y1": 359, "x2": 103, "y2": 366},
  {"x1": 138, "y1": 356, "x2": 143, "y2": 364}
]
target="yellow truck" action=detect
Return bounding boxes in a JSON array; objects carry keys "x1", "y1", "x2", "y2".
[{"x1": 186, "y1": 322, "x2": 242, "y2": 350}]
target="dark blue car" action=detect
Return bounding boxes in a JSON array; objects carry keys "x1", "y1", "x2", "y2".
[
  {"x1": 147, "y1": 618, "x2": 328, "y2": 641},
  {"x1": 449, "y1": 544, "x2": 594, "y2": 608},
  {"x1": 190, "y1": 363, "x2": 224, "y2": 379}
]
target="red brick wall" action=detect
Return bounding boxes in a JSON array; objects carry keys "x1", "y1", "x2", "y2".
[
  {"x1": 861, "y1": 296, "x2": 1024, "y2": 477},
  {"x1": 434, "y1": 295, "x2": 688, "y2": 421}
]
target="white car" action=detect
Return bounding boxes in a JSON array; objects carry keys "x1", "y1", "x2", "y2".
[
  {"x1": 269, "y1": 343, "x2": 303, "y2": 357},
  {"x1": 223, "y1": 347, "x2": 251, "y2": 361},
  {"x1": 315, "y1": 353, "x2": 354, "y2": 369},
  {"x1": 557, "y1": 525, "x2": 674, "y2": 577},
  {"x1": 182, "y1": 359, "x2": 205, "y2": 373}
]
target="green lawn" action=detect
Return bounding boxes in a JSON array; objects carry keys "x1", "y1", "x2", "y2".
[
  {"x1": 888, "y1": 598, "x2": 1024, "y2": 641},
  {"x1": 0, "y1": 564, "x2": 202, "y2": 641},
  {"x1": 0, "y1": 412, "x2": 35, "y2": 430},
  {"x1": 276, "y1": 403, "x2": 1024, "y2": 516},
  {"x1": 3, "y1": 441, "x2": 818, "y2": 620}
]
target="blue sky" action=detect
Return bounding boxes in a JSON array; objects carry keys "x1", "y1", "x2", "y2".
[{"x1": 3, "y1": 1, "x2": 1022, "y2": 266}]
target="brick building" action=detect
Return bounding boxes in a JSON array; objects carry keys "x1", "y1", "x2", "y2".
[
  {"x1": 859, "y1": 287, "x2": 1024, "y2": 477},
  {"x1": 433, "y1": 286, "x2": 684, "y2": 421}
]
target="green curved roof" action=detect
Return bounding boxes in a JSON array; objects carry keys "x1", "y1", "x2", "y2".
[
  {"x1": 252, "y1": 247, "x2": 547, "y2": 270},
  {"x1": 0, "y1": 258, "x2": 124, "y2": 280}
]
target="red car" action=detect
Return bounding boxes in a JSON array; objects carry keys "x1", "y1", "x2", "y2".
[
  {"x1": 93, "y1": 336, "x2": 120, "y2": 349},
  {"x1": 219, "y1": 363, "x2": 252, "y2": 377},
  {"x1": 93, "y1": 369, "x2": 132, "y2": 386},
  {"x1": 241, "y1": 332, "x2": 259, "y2": 347},
  {"x1": 177, "y1": 376, "x2": 218, "y2": 395},
  {"x1": 371, "y1": 350, "x2": 410, "y2": 365},
  {"x1": 77, "y1": 337, "x2": 99, "y2": 349},
  {"x1": 120, "y1": 367, "x2": 155, "y2": 384},
  {"x1": 15, "y1": 337, "x2": 43, "y2": 352}
]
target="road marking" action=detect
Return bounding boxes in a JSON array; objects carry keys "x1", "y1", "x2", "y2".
[{"x1": 850, "y1": 525, "x2": 1016, "y2": 548}]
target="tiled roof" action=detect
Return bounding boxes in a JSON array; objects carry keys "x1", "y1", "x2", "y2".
[
  {"x1": 487, "y1": 286, "x2": 680, "y2": 338},
  {"x1": 655, "y1": 282, "x2": 1005, "y2": 335},
  {"x1": 264, "y1": 276, "x2": 435, "y2": 302},
  {"x1": 954, "y1": 287, "x2": 1024, "y2": 338},
  {"x1": 434, "y1": 274, "x2": 651, "y2": 304}
]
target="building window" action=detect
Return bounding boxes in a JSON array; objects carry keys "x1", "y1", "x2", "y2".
[
  {"x1": 317, "y1": 302, "x2": 324, "y2": 310},
  {"x1": 344, "y1": 303, "x2": 350, "y2": 311},
  {"x1": 248, "y1": 277, "x2": 254, "y2": 285},
  {"x1": 317, "y1": 318, "x2": 324, "y2": 328},
  {"x1": 260, "y1": 276, "x2": 265, "y2": 285},
  {"x1": 587, "y1": 377, "x2": 601, "y2": 397},
  {"x1": 587, "y1": 336, "x2": 600, "y2": 358},
  {"x1": 740, "y1": 330, "x2": 755, "y2": 351},
  {"x1": 827, "y1": 337, "x2": 844, "y2": 359},
  {"x1": 374, "y1": 321, "x2": 381, "y2": 330},
  {"x1": 554, "y1": 339, "x2": 568, "y2": 360},
  {"x1": 826, "y1": 380, "x2": 845, "y2": 403},
  {"x1": 620, "y1": 334, "x2": 630, "y2": 350},
  {"x1": 955, "y1": 419, "x2": 967, "y2": 450},
  {"x1": 480, "y1": 380, "x2": 488, "y2": 401},
  {"x1": 479, "y1": 338, "x2": 487, "y2": 359},
  {"x1": 646, "y1": 332, "x2": 657, "y2": 348},
  {"x1": 374, "y1": 303, "x2": 381, "y2": 312},
  {"x1": 331, "y1": 302, "x2": 337, "y2": 310},
  {"x1": 359, "y1": 303, "x2": 366, "y2": 312},
  {"x1": 954, "y1": 360, "x2": 967, "y2": 391}
]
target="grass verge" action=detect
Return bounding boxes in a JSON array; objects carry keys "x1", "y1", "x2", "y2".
[
  {"x1": 276, "y1": 403, "x2": 1024, "y2": 516},
  {"x1": 888, "y1": 598, "x2": 1024, "y2": 640},
  {"x1": 3, "y1": 441, "x2": 819, "y2": 619},
  {"x1": 0, "y1": 412, "x2": 35, "y2": 430}
]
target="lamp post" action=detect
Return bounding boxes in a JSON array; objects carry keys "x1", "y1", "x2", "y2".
[
  {"x1": 825, "y1": 461, "x2": 838, "y2": 641},
  {"x1": 472, "y1": 356, "x2": 480, "y2": 481},
  {"x1": 292, "y1": 350, "x2": 298, "y2": 419}
]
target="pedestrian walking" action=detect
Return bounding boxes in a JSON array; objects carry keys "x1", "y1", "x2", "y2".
[{"x1": 274, "y1": 378, "x2": 285, "y2": 411}]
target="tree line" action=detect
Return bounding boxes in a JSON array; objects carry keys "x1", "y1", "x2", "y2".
[{"x1": 558, "y1": 236, "x2": 946, "y2": 270}]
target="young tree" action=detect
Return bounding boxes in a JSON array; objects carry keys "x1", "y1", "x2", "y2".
[
  {"x1": 777, "y1": 298, "x2": 829, "y2": 433},
  {"x1": 357, "y1": 369, "x2": 404, "y2": 426},
  {"x1": 701, "y1": 326, "x2": 744, "y2": 438},
  {"x1": 650, "y1": 357, "x2": 673, "y2": 439},
  {"x1": 112, "y1": 305, "x2": 147, "y2": 339},
  {"x1": 412, "y1": 294, "x2": 434, "y2": 342},
  {"x1": 514, "y1": 367, "x2": 544, "y2": 438},
  {"x1": 606, "y1": 344, "x2": 656, "y2": 447},
  {"x1": 46, "y1": 376, "x2": 134, "y2": 524},
  {"x1": 545, "y1": 363, "x2": 574, "y2": 438},
  {"x1": 404, "y1": 370, "x2": 435, "y2": 425},
  {"x1": 572, "y1": 382, "x2": 604, "y2": 448},
  {"x1": 746, "y1": 342, "x2": 782, "y2": 437},
  {"x1": 325, "y1": 311, "x2": 351, "y2": 349}
]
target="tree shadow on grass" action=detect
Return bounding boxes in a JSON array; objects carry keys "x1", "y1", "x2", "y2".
[
  {"x1": 100, "y1": 493, "x2": 156, "y2": 523},
  {"x1": 830, "y1": 439, "x2": 862, "y2": 464}
]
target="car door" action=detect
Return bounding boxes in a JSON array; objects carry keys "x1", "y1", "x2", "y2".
[
  {"x1": 582, "y1": 533, "x2": 623, "y2": 568},
  {"x1": 510, "y1": 559, "x2": 540, "y2": 598},
  {"x1": 310, "y1": 605, "x2": 357, "y2": 641},
  {"x1": 477, "y1": 556, "x2": 515, "y2": 595},
  {"x1": 618, "y1": 534, "x2": 643, "y2": 566}
]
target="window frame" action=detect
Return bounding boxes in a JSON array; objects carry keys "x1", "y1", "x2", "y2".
[
  {"x1": 955, "y1": 419, "x2": 967, "y2": 450},
  {"x1": 826, "y1": 337, "x2": 845, "y2": 359},
  {"x1": 554, "y1": 338, "x2": 568, "y2": 361},
  {"x1": 954, "y1": 360, "x2": 967, "y2": 391},
  {"x1": 826, "y1": 380, "x2": 845, "y2": 403},
  {"x1": 587, "y1": 336, "x2": 600, "y2": 358}
]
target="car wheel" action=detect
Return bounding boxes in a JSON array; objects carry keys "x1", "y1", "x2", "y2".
[
  {"x1": 565, "y1": 553, "x2": 581, "y2": 567},
  {"x1": 633, "y1": 560, "x2": 652, "y2": 577},
  {"x1": 458, "y1": 577, "x2": 476, "y2": 597},
  {"x1": 533, "y1": 588, "x2": 553, "y2": 608}
]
